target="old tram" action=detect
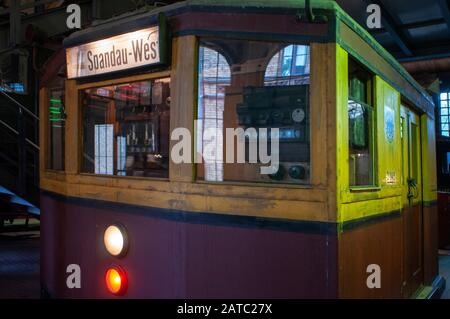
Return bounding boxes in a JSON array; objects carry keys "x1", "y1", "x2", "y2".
[{"x1": 39, "y1": 0, "x2": 442, "y2": 298}]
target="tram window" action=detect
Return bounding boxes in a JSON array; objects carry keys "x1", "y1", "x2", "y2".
[
  {"x1": 440, "y1": 92, "x2": 450, "y2": 137},
  {"x1": 196, "y1": 39, "x2": 310, "y2": 184},
  {"x1": 81, "y1": 78, "x2": 170, "y2": 178},
  {"x1": 348, "y1": 58, "x2": 375, "y2": 187},
  {"x1": 47, "y1": 77, "x2": 65, "y2": 171}
]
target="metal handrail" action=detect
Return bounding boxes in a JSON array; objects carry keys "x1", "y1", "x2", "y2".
[
  {"x1": 0, "y1": 151, "x2": 38, "y2": 176},
  {"x1": 0, "y1": 90, "x2": 40, "y2": 121},
  {"x1": 0, "y1": 119, "x2": 40, "y2": 151}
]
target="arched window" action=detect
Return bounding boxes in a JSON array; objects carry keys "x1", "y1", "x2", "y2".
[
  {"x1": 197, "y1": 46, "x2": 231, "y2": 181},
  {"x1": 264, "y1": 45, "x2": 310, "y2": 86},
  {"x1": 197, "y1": 39, "x2": 311, "y2": 185}
]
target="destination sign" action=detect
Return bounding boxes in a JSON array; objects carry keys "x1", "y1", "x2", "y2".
[{"x1": 66, "y1": 26, "x2": 161, "y2": 79}]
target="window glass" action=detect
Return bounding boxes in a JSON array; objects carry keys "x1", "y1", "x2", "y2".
[
  {"x1": 197, "y1": 39, "x2": 310, "y2": 184},
  {"x1": 265, "y1": 44, "x2": 310, "y2": 85},
  {"x1": 197, "y1": 46, "x2": 230, "y2": 181},
  {"x1": 348, "y1": 58, "x2": 375, "y2": 187},
  {"x1": 440, "y1": 92, "x2": 450, "y2": 137},
  {"x1": 81, "y1": 78, "x2": 170, "y2": 178},
  {"x1": 47, "y1": 78, "x2": 65, "y2": 170}
]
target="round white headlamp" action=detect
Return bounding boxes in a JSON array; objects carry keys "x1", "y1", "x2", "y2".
[{"x1": 104, "y1": 224, "x2": 128, "y2": 257}]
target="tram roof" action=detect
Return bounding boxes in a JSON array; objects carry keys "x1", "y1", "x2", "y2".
[
  {"x1": 64, "y1": 0, "x2": 339, "y2": 47},
  {"x1": 64, "y1": 0, "x2": 435, "y2": 115}
]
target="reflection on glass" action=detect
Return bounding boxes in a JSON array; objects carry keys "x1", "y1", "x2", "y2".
[
  {"x1": 82, "y1": 78, "x2": 170, "y2": 178},
  {"x1": 197, "y1": 39, "x2": 311, "y2": 184},
  {"x1": 95, "y1": 124, "x2": 114, "y2": 175},
  {"x1": 265, "y1": 44, "x2": 310, "y2": 86},
  {"x1": 348, "y1": 100, "x2": 372, "y2": 186},
  {"x1": 348, "y1": 58, "x2": 374, "y2": 187},
  {"x1": 48, "y1": 78, "x2": 65, "y2": 170},
  {"x1": 197, "y1": 46, "x2": 231, "y2": 181}
]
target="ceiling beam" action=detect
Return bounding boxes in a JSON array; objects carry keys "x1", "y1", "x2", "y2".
[
  {"x1": 365, "y1": 0, "x2": 413, "y2": 56},
  {"x1": 397, "y1": 42, "x2": 450, "y2": 63},
  {"x1": 438, "y1": 0, "x2": 450, "y2": 30},
  {"x1": 370, "y1": 18, "x2": 447, "y2": 35}
]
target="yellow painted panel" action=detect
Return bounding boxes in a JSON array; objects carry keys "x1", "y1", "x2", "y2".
[
  {"x1": 336, "y1": 47, "x2": 403, "y2": 222},
  {"x1": 375, "y1": 76, "x2": 402, "y2": 188},
  {"x1": 340, "y1": 196, "x2": 402, "y2": 222},
  {"x1": 335, "y1": 45, "x2": 349, "y2": 224}
]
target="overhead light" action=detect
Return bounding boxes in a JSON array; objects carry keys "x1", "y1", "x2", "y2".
[
  {"x1": 105, "y1": 266, "x2": 127, "y2": 295},
  {"x1": 103, "y1": 224, "x2": 128, "y2": 257}
]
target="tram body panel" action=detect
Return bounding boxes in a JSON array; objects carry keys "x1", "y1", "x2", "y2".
[
  {"x1": 40, "y1": 192, "x2": 338, "y2": 298},
  {"x1": 38, "y1": 1, "x2": 439, "y2": 298}
]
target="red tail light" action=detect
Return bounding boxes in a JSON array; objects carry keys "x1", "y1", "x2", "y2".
[{"x1": 105, "y1": 266, "x2": 127, "y2": 295}]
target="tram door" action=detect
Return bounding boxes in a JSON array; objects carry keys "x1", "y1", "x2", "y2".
[{"x1": 400, "y1": 106, "x2": 423, "y2": 298}]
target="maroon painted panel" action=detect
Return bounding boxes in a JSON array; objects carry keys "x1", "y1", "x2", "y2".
[
  {"x1": 171, "y1": 12, "x2": 329, "y2": 38},
  {"x1": 40, "y1": 194, "x2": 337, "y2": 298},
  {"x1": 40, "y1": 194, "x2": 66, "y2": 296}
]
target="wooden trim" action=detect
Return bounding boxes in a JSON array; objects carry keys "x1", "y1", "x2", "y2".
[
  {"x1": 62, "y1": 173, "x2": 328, "y2": 202},
  {"x1": 78, "y1": 172, "x2": 169, "y2": 182},
  {"x1": 42, "y1": 189, "x2": 338, "y2": 235},
  {"x1": 310, "y1": 42, "x2": 337, "y2": 221},
  {"x1": 76, "y1": 70, "x2": 171, "y2": 90},
  {"x1": 169, "y1": 35, "x2": 196, "y2": 182},
  {"x1": 310, "y1": 43, "x2": 329, "y2": 187},
  {"x1": 65, "y1": 80, "x2": 79, "y2": 174},
  {"x1": 40, "y1": 176, "x2": 331, "y2": 222},
  {"x1": 195, "y1": 180, "x2": 316, "y2": 190},
  {"x1": 41, "y1": 170, "x2": 67, "y2": 182},
  {"x1": 68, "y1": 70, "x2": 171, "y2": 176}
]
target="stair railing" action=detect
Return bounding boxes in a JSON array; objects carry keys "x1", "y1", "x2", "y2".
[{"x1": 0, "y1": 90, "x2": 40, "y2": 201}]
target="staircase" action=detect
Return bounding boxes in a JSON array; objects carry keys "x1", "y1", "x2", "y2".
[
  {"x1": 0, "y1": 186, "x2": 40, "y2": 230},
  {"x1": 0, "y1": 90, "x2": 40, "y2": 231}
]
